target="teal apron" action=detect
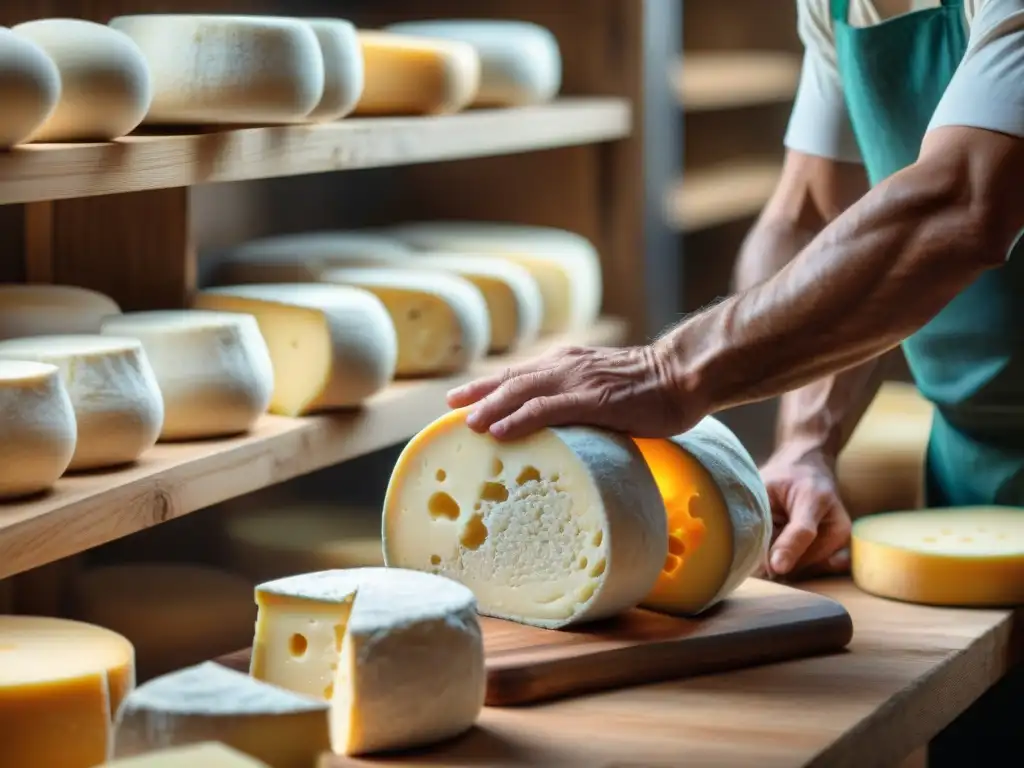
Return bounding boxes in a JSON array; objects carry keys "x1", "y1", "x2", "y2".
[{"x1": 833, "y1": 0, "x2": 1024, "y2": 507}]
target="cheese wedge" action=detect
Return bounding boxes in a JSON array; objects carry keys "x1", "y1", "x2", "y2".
[
  {"x1": 0, "y1": 27, "x2": 60, "y2": 148},
  {"x1": 0, "y1": 284, "x2": 121, "y2": 340},
  {"x1": 304, "y1": 18, "x2": 363, "y2": 121},
  {"x1": 106, "y1": 742, "x2": 271, "y2": 767},
  {"x1": 251, "y1": 567, "x2": 485, "y2": 756}
]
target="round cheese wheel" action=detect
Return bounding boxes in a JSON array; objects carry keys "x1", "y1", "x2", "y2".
[
  {"x1": 13, "y1": 19, "x2": 151, "y2": 142},
  {"x1": 304, "y1": 18, "x2": 363, "y2": 121},
  {"x1": 0, "y1": 27, "x2": 60, "y2": 148},
  {"x1": 0, "y1": 284, "x2": 121, "y2": 341}
]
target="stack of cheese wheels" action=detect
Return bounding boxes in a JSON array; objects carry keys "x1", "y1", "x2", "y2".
[
  {"x1": 0, "y1": 27, "x2": 60, "y2": 148},
  {"x1": 383, "y1": 409, "x2": 771, "y2": 627},
  {"x1": 0, "y1": 284, "x2": 121, "y2": 340},
  {"x1": 386, "y1": 19, "x2": 562, "y2": 107},
  {"x1": 107, "y1": 742, "x2": 271, "y2": 767}
]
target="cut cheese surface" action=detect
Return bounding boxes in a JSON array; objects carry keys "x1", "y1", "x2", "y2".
[
  {"x1": 100, "y1": 310, "x2": 274, "y2": 441},
  {"x1": 386, "y1": 20, "x2": 561, "y2": 107},
  {"x1": 106, "y1": 742, "x2": 271, "y2": 767},
  {"x1": 321, "y1": 267, "x2": 489, "y2": 376},
  {"x1": 0, "y1": 284, "x2": 121, "y2": 340},
  {"x1": 355, "y1": 30, "x2": 480, "y2": 116},
  {"x1": 852, "y1": 507, "x2": 1024, "y2": 606},
  {"x1": 0, "y1": 335, "x2": 163, "y2": 471},
  {"x1": 194, "y1": 284, "x2": 397, "y2": 416},
  {"x1": 113, "y1": 662, "x2": 329, "y2": 767},
  {"x1": 0, "y1": 27, "x2": 60, "y2": 148},
  {"x1": 108, "y1": 15, "x2": 324, "y2": 124},
  {"x1": 383, "y1": 408, "x2": 668, "y2": 628},
  {"x1": 13, "y1": 19, "x2": 151, "y2": 142},
  {"x1": 304, "y1": 18, "x2": 363, "y2": 121},
  {"x1": 251, "y1": 567, "x2": 485, "y2": 756},
  {"x1": 0, "y1": 360, "x2": 76, "y2": 500}
]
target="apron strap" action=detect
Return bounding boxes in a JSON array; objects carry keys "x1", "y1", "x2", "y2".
[{"x1": 830, "y1": 0, "x2": 850, "y2": 21}]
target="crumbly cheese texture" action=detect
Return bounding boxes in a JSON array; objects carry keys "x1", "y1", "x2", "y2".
[
  {"x1": 0, "y1": 334, "x2": 163, "y2": 471},
  {"x1": 321, "y1": 267, "x2": 489, "y2": 376},
  {"x1": 354, "y1": 30, "x2": 480, "y2": 116},
  {"x1": 383, "y1": 409, "x2": 668, "y2": 628},
  {"x1": 304, "y1": 18, "x2": 363, "y2": 121},
  {"x1": 0, "y1": 28, "x2": 60, "y2": 148},
  {"x1": 251, "y1": 567, "x2": 485, "y2": 756},
  {"x1": 0, "y1": 615, "x2": 136, "y2": 768},
  {"x1": 100, "y1": 310, "x2": 274, "y2": 441},
  {"x1": 13, "y1": 19, "x2": 152, "y2": 142},
  {"x1": 113, "y1": 662, "x2": 329, "y2": 767},
  {"x1": 852, "y1": 507, "x2": 1024, "y2": 607},
  {"x1": 106, "y1": 742, "x2": 271, "y2": 767},
  {"x1": 193, "y1": 284, "x2": 397, "y2": 416},
  {"x1": 0, "y1": 284, "x2": 121, "y2": 340},
  {"x1": 108, "y1": 15, "x2": 324, "y2": 124},
  {"x1": 385, "y1": 20, "x2": 561, "y2": 107},
  {"x1": 0, "y1": 360, "x2": 77, "y2": 500}
]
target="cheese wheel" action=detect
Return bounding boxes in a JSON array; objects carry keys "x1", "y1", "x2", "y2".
[
  {"x1": 354, "y1": 30, "x2": 480, "y2": 116},
  {"x1": 386, "y1": 220, "x2": 603, "y2": 333},
  {"x1": 322, "y1": 267, "x2": 489, "y2": 376},
  {"x1": 251, "y1": 567, "x2": 485, "y2": 756},
  {"x1": 71, "y1": 564, "x2": 257, "y2": 682},
  {"x1": 0, "y1": 615, "x2": 135, "y2": 768},
  {"x1": 382, "y1": 408, "x2": 668, "y2": 628},
  {"x1": 385, "y1": 20, "x2": 561, "y2": 107},
  {"x1": 0, "y1": 335, "x2": 162, "y2": 471},
  {"x1": 108, "y1": 15, "x2": 324, "y2": 125},
  {"x1": 100, "y1": 310, "x2": 274, "y2": 441},
  {"x1": 113, "y1": 662, "x2": 330, "y2": 765},
  {"x1": 0, "y1": 284, "x2": 121, "y2": 341},
  {"x1": 193, "y1": 284, "x2": 397, "y2": 416},
  {"x1": 0, "y1": 27, "x2": 60, "y2": 148},
  {"x1": 107, "y1": 742, "x2": 271, "y2": 767},
  {"x1": 12, "y1": 19, "x2": 151, "y2": 142},
  {"x1": 0, "y1": 360, "x2": 76, "y2": 500},
  {"x1": 852, "y1": 507, "x2": 1024, "y2": 606},
  {"x1": 304, "y1": 18, "x2": 363, "y2": 121}
]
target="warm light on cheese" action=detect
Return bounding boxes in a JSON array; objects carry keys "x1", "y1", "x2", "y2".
[
  {"x1": 852, "y1": 507, "x2": 1024, "y2": 606},
  {"x1": 0, "y1": 28, "x2": 60, "y2": 148},
  {"x1": 0, "y1": 284, "x2": 121, "y2": 340},
  {"x1": 106, "y1": 742, "x2": 271, "y2": 767},
  {"x1": 304, "y1": 19, "x2": 363, "y2": 122}
]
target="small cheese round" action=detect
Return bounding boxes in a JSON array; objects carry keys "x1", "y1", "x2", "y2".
[
  {"x1": 0, "y1": 335, "x2": 162, "y2": 471},
  {"x1": 383, "y1": 408, "x2": 668, "y2": 628},
  {"x1": 0, "y1": 27, "x2": 60, "y2": 148},
  {"x1": 304, "y1": 18, "x2": 363, "y2": 121},
  {"x1": 0, "y1": 360, "x2": 76, "y2": 500},
  {"x1": 100, "y1": 310, "x2": 274, "y2": 441},
  {"x1": 12, "y1": 19, "x2": 151, "y2": 142},
  {"x1": 107, "y1": 743, "x2": 272, "y2": 767},
  {"x1": 108, "y1": 15, "x2": 324, "y2": 125},
  {"x1": 0, "y1": 284, "x2": 121, "y2": 341}
]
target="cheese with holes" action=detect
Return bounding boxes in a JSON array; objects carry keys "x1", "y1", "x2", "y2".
[
  {"x1": 0, "y1": 360, "x2": 76, "y2": 500},
  {"x1": 852, "y1": 507, "x2": 1024, "y2": 606},
  {"x1": 113, "y1": 662, "x2": 329, "y2": 766},
  {"x1": 354, "y1": 31, "x2": 480, "y2": 116},
  {"x1": 383, "y1": 408, "x2": 668, "y2": 628},
  {"x1": 387, "y1": 221, "x2": 603, "y2": 333},
  {"x1": 0, "y1": 615, "x2": 135, "y2": 768},
  {"x1": 108, "y1": 15, "x2": 324, "y2": 124},
  {"x1": 385, "y1": 20, "x2": 561, "y2": 107},
  {"x1": 251, "y1": 567, "x2": 485, "y2": 756},
  {"x1": 0, "y1": 335, "x2": 162, "y2": 471},
  {"x1": 107, "y1": 742, "x2": 270, "y2": 767},
  {"x1": 0, "y1": 284, "x2": 121, "y2": 340},
  {"x1": 71, "y1": 564, "x2": 257, "y2": 682},
  {"x1": 100, "y1": 310, "x2": 274, "y2": 441},
  {"x1": 13, "y1": 19, "x2": 151, "y2": 142},
  {"x1": 193, "y1": 284, "x2": 396, "y2": 416},
  {"x1": 304, "y1": 18, "x2": 363, "y2": 121},
  {"x1": 0, "y1": 28, "x2": 60, "y2": 148},
  {"x1": 321, "y1": 267, "x2": 489, "y2": 376}
]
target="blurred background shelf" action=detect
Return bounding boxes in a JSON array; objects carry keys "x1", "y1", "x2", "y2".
[
  {"x1": 668, "y1": 160, "x2": 780, "y2": 231},
  {"x1": 674, "y1": 52, "x2": 801, "y2": 111}
]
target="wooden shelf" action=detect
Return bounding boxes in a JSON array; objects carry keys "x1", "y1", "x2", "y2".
[
  {"x1": 0, "y1": 98, "x2": 630, "y2": 205},
  {"x1": 668, "y1": 160, "x2": 781, "y2": 232},
  {"x1": 674, "y1": 53, "x2": 801, "y2": 111},
  {"x1": 0, "y1": 318, "x2": 627, "y2": 581}
]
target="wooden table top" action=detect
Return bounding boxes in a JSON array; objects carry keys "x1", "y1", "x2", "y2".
[{"x1": 331, "y1": 578, "x2": 1022, "y2": 768}]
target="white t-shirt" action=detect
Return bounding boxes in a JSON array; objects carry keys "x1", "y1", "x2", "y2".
[{"x1": 785, "y1": 0, "x2": 1024, "y2": 163}]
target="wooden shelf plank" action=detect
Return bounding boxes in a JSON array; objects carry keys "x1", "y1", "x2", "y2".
[
  {"x1": 0, "y1": 318, "x2": 628, "y2": 580},
  {"x1": 0, "y1": 98, "x2": 630, "y2": 206},
  {"x1": 668, "y1": 160, "x2": 781, "y2": 232},
  {"x1": 674, "y1": 52, "x2": 801, "y2": 111}
]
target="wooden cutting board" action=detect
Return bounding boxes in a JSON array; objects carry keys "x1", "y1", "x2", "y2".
[{"x1": 217, "y1": 578, "x2": 852, "y2": 706}]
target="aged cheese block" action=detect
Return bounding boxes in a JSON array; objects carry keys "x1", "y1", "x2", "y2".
[
  {"x1": 852, "y1": 507, "x2": 1024, "y2": 606},
  {"x1": 193, "y1": 284, "x2": 397, "y2": 416},
  {"x1": 0, "y1": 27, "x2": 60, "y2": 148},
  {"x1": 251, "y1": 567, "x2": 485, "y2": 755},
  {"x1": 100, "y1": 310, "x2": 274, "y2": 441},
  {"x1": 106, "y1": 742, "x2": 271, "y2": 767},
  {"x1": 383, "y1": 408, "x2": 668, "y2": 628},
  {"x1": 13, "y1": 18, "x2": 151, "y2": 142},
  {"x1": 0, "y1": 284, "x2": 121, "y2": 340},
  {"x1": 113, "y1": 662, "x2": 329, "y2": 767},
  {"x1": 304, "y1": 18, "x2": 363, "y2": 121}
]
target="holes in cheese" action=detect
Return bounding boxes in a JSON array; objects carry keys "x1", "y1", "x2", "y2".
[
  {"x1": 193, "y1": 284, "x2": 397, "y2": 417},
  {"x1": 100, "y1": 310, "x2": 274, "y2": 441},
  {"x1": 106, "y1": 742, "x2": 271, "y2": 767},
  {"x1": 0, "y1": 284, "x2": 121, "y2": 341},
  {"x1": 112, "y1": 662, "x2": 330, "y2": 766},
  {"x1": 0, "y1": 615, "x2": 135, "y2": 768},
  {"x1": 302, "y1": 19, "x2": 363, "y2": 122},
  {"x1": 0, "y1": 28, "x2": 60, "y2": 148},
  {"x1": 382, "y1": 409, "x2": 669, "y2": 628},
  {"x1": 851, "y1": 507, "x2": 1024, "y2": 606},
  {"x1": 0, "y1": 335, "x2": 162, "y2": 472},
  {"x1": 251, "y1": 567, "x2": 485, "y2": 756}
]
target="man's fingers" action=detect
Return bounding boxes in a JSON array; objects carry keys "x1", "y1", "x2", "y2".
[
  {"x1": 465, "y1": 369, "x2": 558, "y2": 433},
  {"x1": 769, "y1": 504, "x2": 821, "y2": 576},
  {"x1": 489, "y1": 393, "x2": 584, "y2": 440},
  {"x1": 447, "y1": 374, "x2": 504, "y2": 408}
]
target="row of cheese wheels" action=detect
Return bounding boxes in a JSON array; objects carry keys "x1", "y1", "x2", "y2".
[{"x1": 1, "y1": 15, "x2": 561, "y2": 147}]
